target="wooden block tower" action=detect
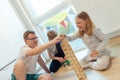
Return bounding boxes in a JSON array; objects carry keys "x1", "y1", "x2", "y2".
[{"x1": 61, "y1": 40, "x2": 86, "y2": 80}]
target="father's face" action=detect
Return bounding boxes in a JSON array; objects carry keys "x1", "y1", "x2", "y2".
[{"x1": 25, "y1": 33, "x2": 38, "y2": 48}]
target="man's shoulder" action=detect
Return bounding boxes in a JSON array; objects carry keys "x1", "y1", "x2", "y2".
[
  {"x1": 17, "y1": 45, "x2": 30, "y2": 60},
  {"x1": 20, "y1": 45, "x2": 30, "y2": 50},
  {"x1": 19, "y1": 45, "x2": 30, "y2": 55}
]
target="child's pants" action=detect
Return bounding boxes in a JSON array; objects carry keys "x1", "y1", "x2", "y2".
[
  {"x1": 49, "y1": 43, "x2": 65, "y2": 72},
  {"x1": 80, "y1": 53, "x2": 110, "y2": 70}
]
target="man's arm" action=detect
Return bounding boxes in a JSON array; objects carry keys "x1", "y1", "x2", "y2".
[
  {"x1": 25, "y1": 36, "x2": 63, "y2": 57},
  {"x1": 37, "y1": 55, "x2": 50, "y2": 73}
]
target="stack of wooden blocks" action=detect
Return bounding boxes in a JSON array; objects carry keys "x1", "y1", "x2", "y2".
[{"x1": 56, "y1": 40, "x2": 86, "y2": 80}]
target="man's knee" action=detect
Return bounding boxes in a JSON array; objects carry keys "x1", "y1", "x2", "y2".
[
  {"x1": 13, "y1": 60, "x2": 25, "y2": 72},
  {"x1": 12, "y1": 60, "x2": 26, "y2": 80},
  {"x1": 15, "y1": 60, "x2": 24, "y2": 65},
  {"x1": 38, "y1": 74, "x2": 52, "y2": 80}
]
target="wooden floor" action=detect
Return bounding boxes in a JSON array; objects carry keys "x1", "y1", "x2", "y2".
[{"x1": 53, "y1": 36, "x2": 120, "y2": 80}]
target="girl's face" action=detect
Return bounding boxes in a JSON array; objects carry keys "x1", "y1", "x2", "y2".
[{"x1": 75, "y1": 17, "x2": 87, "y2": 31}]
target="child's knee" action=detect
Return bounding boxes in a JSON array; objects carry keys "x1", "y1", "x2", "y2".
[
  {"x1": 49, "y1": 67, "x2": 59, "y2": 72},
  {"x1": 92, "y1": 63, "x2": 108, "y2": 70}
]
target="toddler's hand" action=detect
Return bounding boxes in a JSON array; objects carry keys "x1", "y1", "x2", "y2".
[{"x1": 57, "y1": 57, "x2": 66, "y2": 63}]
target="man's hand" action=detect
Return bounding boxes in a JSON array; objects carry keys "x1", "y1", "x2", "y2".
[
  {"x1": 50, "y1": 36, "x2": 64, "y2": 45},
  {"x1": 59, "y1": 34, "x2": 66, "y2": 38}
]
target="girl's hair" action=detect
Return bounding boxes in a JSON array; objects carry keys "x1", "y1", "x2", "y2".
[
  {"x1": 47, "y1": 30, "x2": 57, "y2": 39},
  {"x1": 76, "y1": 11, "x2": 95, "y2": 36}
]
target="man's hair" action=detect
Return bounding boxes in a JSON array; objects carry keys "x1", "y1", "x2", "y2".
[
  {"x1": 47, "y1": 30, "x2": 57, "y2": 39},
  {"x1": 23, "y1": 30, "x2": 35, "y2": 40}
]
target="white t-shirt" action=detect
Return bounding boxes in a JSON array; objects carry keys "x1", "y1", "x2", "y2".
[{"x1": 17, "y1": 45, "x2": 39, "y2": 74}]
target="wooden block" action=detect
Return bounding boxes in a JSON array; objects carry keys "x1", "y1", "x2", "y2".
[{"x1": 61, "y1": 40, "x2": 87, "y2": 80}]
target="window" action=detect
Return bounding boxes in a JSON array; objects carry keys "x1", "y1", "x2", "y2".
[
  {"x1": 37, "y1": 6, "x2": 86, "y2": 52},
  {"x1": 24, "y1": 0, "x2": 65, "y2": 18},
  {"x1": 9, "y1": 0, "x2": 86, "y2": 71},
  {"x1": 20, "y1": 0, "x2": 86, "y2": 52}
]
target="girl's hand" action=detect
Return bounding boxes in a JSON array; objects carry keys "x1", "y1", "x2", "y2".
[{"x1": 90, "y1": 50, "x2": 99, "y2": 57}]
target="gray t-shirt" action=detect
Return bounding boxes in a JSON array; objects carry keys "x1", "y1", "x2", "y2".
[
  {"x1": 47, "y1": 45, "x2": 58, "y2": 55},
  {"x1": 66, "y1": 28, "x2": 111, "y2": 55}
]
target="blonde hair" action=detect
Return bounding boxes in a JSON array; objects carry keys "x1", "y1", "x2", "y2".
[
  {"x1": 47, "y1": 30, "x2": 57, "y2": 39},
  {"x1": 76, "y1": 11, "x2": 95, "y2": 36}
]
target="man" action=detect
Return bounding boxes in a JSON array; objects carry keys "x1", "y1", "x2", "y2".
[{"x1": 11, "y1": 30, "x2": 63, "y2": 80}]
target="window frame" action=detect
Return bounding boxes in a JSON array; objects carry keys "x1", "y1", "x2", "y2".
[{"x1": 19, "y1": 0, "x2": 72, "y2": 25}]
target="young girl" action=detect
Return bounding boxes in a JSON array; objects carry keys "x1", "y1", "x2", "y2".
[
  {"x1": 65, "y1": 11, "x2": 111, "y2": 70},
  {"x1": 47, "y1": 30, "x2": 66, "y2": 72}
]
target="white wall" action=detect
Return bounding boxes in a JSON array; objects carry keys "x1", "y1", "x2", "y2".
[
  {"x1": 71, "y1": 0, "x2": 108, "y2": 12},
  {"x1": 71, "y1": 0, "x2": 120, "y2": 38},
  {"x1": 0, "y1": 0, "x2": 25, "y2": 79}
]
